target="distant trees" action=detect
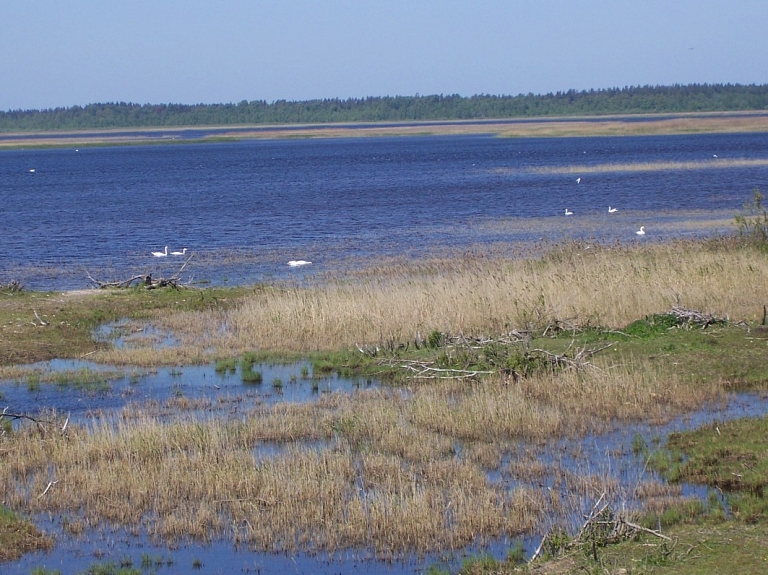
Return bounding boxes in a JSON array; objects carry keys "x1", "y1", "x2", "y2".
[{"x1": 2, "y1": 84, "x2": 767, "y2": 132}]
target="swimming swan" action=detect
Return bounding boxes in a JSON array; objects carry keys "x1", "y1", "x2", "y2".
[
  {"x1": 152, "y1": 246, "x2": 168, "y2": 257},
  {"x1": 171, "y1": 248, "x2": 187, "y2": 255},
  {"x1": 636, "y1": 226, "x2": 646, "y2": 235},
  {"x1": 564, "y1": 209, "x2": 573, "y2": 215},
  {"x1": 608, "y1": 206, "x2": 618, "y2": 213},
  {"x1": 288, "y1": 260, "x2": 312, "y2": 267}
]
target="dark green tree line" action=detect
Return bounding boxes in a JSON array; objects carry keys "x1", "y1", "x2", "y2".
[{"x1": 2, "y1": 84, "x2": 767, "y2": 132}]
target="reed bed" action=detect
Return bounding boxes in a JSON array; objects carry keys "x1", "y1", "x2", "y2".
[
  {"x1": 497, "y1": 157, "x2": 768, "y2": 175},
  {"x1": 1, "y1": 392, "x2": 545, "y2": 556},
  {"x1": 107, "y1": 239, "x2": 768, "y2": 360},
  {"x1": 1, "y1": 348, "x2": 724, "y2": 557}
]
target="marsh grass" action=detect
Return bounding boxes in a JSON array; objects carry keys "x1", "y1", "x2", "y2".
[
  {"x1": 500, "y1": 157, "x2": 768, "y2": 176},
  {"x1": 5, "y1": 237, "x2": 768, "y2": 564},
  {"x1": 518, "y1": 413, "x2": 768, "y2": 575},
  {"x1": 0, "y1": 350, "x2": 728, "y2": 558},
  {"x1": 0, "y1": 397, "x2": 542, "y2": 556},
  {"x1": 126, "y1": 238, "x2": 768, "y2": 363},
  {"x1": 0, "y1": 286, "x2": 248, "y2": 367}
]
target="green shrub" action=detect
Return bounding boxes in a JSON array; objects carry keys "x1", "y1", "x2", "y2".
[{"x1": 734, "y1": 188, "x2": 768, "y2": 244}]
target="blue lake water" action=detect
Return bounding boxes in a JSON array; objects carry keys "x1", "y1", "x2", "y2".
[{"x1": 2, "y1": 132, "x2": 767, "y2": 290}]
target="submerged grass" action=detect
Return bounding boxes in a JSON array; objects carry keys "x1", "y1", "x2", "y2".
[{"x1": 0, "y1": 505, "x2": 53, "y2": 562}]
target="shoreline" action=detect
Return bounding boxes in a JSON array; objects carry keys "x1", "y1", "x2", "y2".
[{"x1": 3, "y1": 110, "x2": 768, "y2": 148}]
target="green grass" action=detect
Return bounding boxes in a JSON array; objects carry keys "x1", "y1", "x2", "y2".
[
  {"x1": 481, "y1": 413, "x2": 768, "y2": 574},
  {"x1": 0, "y1": 286, "x2": 252, "y2": 367},
  {"x1": 0, "y1": 505, "x2": 53, "y2": 562},
  {"x1": 293, "y1": 311, "x2": 768, "y2": 392},
  {"x1": 662, "y1": 416, "x2": 768, "y2": 499}
]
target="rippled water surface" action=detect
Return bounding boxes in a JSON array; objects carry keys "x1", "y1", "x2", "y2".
[{"x1": 2, "y1": 132, "x2": 767, "y2": 289}]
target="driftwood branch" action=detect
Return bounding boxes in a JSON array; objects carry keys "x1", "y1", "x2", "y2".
[
  {"x1": 38, "y1": 480, "x2": 58, "y2": 499},
  {"x1": 530, "y1": 499, "x2": 673, "y2": 565},
  {"x1": 531, "y1": 341, "x2": 616, "y2": 372},
  {"x1": 397, "y1": 362, "x2": 494, "y2": 379},
  {"x1": 86, "y1": 253, "x2": 195, "y2": 289},
  {"x1": 1, "y1": 407, "x2": 50, "y2": 436},
  {"x1": 669, "y1": 306, "x2": 725, "y2": 329},
  {"x1": 32, "y1": 309, "x2": 48, "y2": 326}
]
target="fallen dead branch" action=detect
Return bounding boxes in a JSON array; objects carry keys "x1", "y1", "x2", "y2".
[
  {"x1": 530, "y1": 497, "x2": 673, "y2": 564},
  {"x1": 396, "y1": 361, "x2": 494, "y2": 379},
  {"x1": 669, "y1": 306, "x2": 726, "y2": 328},
  {"x1": 86, "y1": 253, "x2": 195, "y2": 289},
  {"x1": 37, "y1": 480, "x2": 58, "y2": 499},
  {"x1": 531, "y1": 341, "x2": 616, "y2": 372},
  {"x1": 0, "y1": 407, "x2": 51, "y2": 436}
]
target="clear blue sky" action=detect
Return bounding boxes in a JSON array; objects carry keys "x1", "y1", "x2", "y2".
[{"x1": 2, "y1": 0, "x2": 767, "y2": 111}]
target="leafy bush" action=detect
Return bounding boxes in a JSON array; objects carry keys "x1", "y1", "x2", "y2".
[{"x1": 734, "y1": 188, "x2": 768, "y2": 244}]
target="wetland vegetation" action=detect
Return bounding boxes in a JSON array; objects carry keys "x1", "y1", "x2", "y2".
[{"x1": 3, "y1": 208, "x2": 768, "y2": 572}]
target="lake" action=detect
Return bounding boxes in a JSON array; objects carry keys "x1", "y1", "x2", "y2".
[
  {"x1": 2, "y1": 131, "x2": 768, "y2": 574},
  {"x1": 2, "y1": 132, "x2": 767, "y2": 290}
]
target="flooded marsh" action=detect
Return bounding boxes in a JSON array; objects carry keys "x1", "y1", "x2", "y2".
[{"x1": 3, "y1": 207, "x2": 768, "y2": 572}]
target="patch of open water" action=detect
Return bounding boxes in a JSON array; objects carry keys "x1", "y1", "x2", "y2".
[{"x1": 3, "y1": 358, "x2": 768, "y2": 574}]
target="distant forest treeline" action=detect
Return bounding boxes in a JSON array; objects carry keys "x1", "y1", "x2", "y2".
[{"x1": 2, "y1": 84, "x2": 768, "y2": 132}]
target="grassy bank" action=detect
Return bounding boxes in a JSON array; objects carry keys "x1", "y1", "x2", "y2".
[
  {"x1": 83, "y1": 236, "x2": 768, "y2": 367},
  {"x1": 0, "y1": 285, "x2": 251, "y2": 368}
]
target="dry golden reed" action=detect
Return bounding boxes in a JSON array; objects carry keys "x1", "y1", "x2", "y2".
[
  {"x1": 1, "y1": 349, "x2": 723, "y2": 557},
  {"x1": 1, "y1": 393, "x2": 544, "y2": 556},
  {"x1": 102, "y1": 239, "x2": 768, "y2": 362},
  {"x1": 499, "y1": 157, "x2": 768, "y2": 175}
]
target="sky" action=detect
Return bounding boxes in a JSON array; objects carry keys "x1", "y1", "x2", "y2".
[{"x1": 2, "y1": 0, "x2": 768, "y2": 111}]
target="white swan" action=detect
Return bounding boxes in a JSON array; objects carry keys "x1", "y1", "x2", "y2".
[
  {"x1": 151, "y1": 246, "x2": 168, "y2": 257},
  {"x1": 171, "y1": 248, "x2": 187, "y2": 256},
  {"x1": 564, "y1": 209, "x2": 573, "y2": 216},
  {"x1": 576, "y1": 177, "x2": 581, "y2": 184},
  {"x1": 608, "y1": 206, "x2": 617, "y2": 213},
  {"x1": 636, "y1": 226, "x2": 645, "y2": 236},
  {"x1": 288, "y1": 260, "x2": 312, "y2": 267}
]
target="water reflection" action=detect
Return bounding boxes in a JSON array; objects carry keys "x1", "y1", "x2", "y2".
[{"x1": 0, "y1": 359, "x2": 378, "y2": 422}]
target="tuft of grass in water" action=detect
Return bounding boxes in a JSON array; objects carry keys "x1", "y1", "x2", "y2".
[
  {"x1": 241, "y1": 368, "x2": 263, "y2": 384},
  {"x1": 238, "y1": 351, "x2": 263, "y2": 383},
  {"x1": 79, "y1": 562, "x2": 141, "y2": 575},
  {"x1": 214, "y1": 357, "x2": 237, "y2": 374},
  {"x1": 0, "y1": 504, "x2": 54, "y2": 562}
]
